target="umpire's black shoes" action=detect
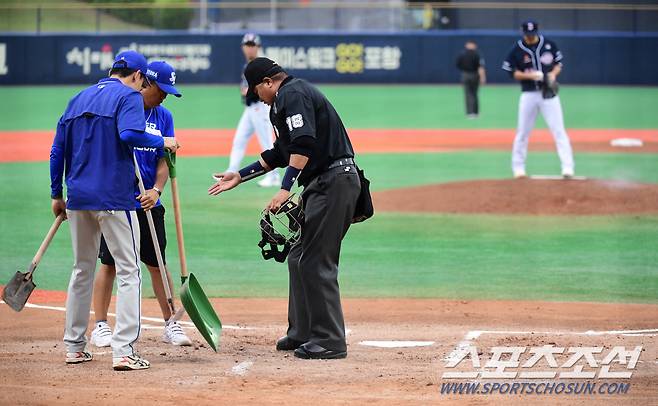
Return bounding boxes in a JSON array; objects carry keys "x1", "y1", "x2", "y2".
[
  {"x1": 276, "y1": 336, "x2": 304, "y2": 351},
  {"x1": 294, "y1": 342, "x2": 347, "y2": 360}
]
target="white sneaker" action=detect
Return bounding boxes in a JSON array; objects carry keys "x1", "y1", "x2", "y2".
[
  {"x1": 257, "y1": 173, "x2": 281, "y2": 188},
  {"x1": 162, "y1": 321, "x2": 192, "y2": 346},
  {"x1": 66, "y1": 351, "x2": 93, "y2": 364},
  {"x1": 90, "y1": 321, "x2": 112, "y2": 348},
  {"x1": 562, "y1": 169, "x2": 574, "y2": 179},
  {"x1": 113, "y1": 354, "x2": 150, "y2": 371},
  {"x1": 513, "y1": 169, "x2": 527, "y2": 179}
]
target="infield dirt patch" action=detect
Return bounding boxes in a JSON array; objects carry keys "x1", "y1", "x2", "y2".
[
  {"x1": 2, "y1": 128, "x2": 657, "y2": 162},
  {"x1": 373, "y1": 178, "x2": 658, "y2": 215},
  {"x1": 1, "y1": 295, "x2": 657, "y2": 405}
]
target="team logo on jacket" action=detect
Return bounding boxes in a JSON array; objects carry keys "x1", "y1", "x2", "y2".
[
  {"x1": 523, "y1": 55, "x2": 531, "y2": 64},
  {"x1": 540, "y1": 52, "x2": 554, "y2": 65}
]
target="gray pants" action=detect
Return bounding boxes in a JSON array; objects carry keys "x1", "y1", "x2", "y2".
[
  {"x1": 286, "y1": 163, "x2": 361, "y2": 352},
  {"x1": 64, "y1": 209, "x2": 142, "y2": 358},
  {"x1": 462, "y1": 72, "x2": 480, "y2": 115}
]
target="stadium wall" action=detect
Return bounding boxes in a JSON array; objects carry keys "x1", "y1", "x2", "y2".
[{"x1": 1, "y1": 31, "x2": 656, "y2": 85}]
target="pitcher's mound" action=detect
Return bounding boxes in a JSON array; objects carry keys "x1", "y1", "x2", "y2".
[{"x1": 373, "y1": 178, "x2": 658, "y2": 215}]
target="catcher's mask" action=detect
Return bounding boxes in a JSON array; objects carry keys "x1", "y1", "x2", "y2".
[{"x1": 258, "y1": 195, "x2": 303, "y2": 262}]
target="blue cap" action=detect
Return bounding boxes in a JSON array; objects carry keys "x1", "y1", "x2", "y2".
[
  {"x1": 522, "y1": 20, "x2": 539, "y2": 34},
  {"x1": 145, "y1": 61, "x2": 182, "y2": 98},
  {"x1": 112, "y1": 50, "x2": 148, "y2": 73}
]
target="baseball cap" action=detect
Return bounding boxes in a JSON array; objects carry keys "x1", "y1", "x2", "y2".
[
  {"x1": 145, "y1": 61, "x2": 182, "y2": 98},
  {"x1": 522, "y1": 20, "x2": 539, "y2": 34},
  {"x1": 112, "y1": 50, "x2": 148, "y2": 73},
  {"x1": 242, "y1": 33, "x2": 261, "y2": 46},
  {"x1": 244, "y1": 57, "x2": 284, "y2": 94}
]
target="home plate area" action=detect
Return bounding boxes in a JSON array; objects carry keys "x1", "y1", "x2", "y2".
[{"x1": 1, "y1": 296, "x2": 657, "y2": 404}]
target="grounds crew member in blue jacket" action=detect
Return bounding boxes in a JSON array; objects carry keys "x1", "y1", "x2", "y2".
[
  {"x1": 209, "y1": 57, "x2": 361, "y2": 360},
  {"x1": 91, "y1": 61, "x2": 192, "y2": 349},
  {"x1": 50, "y1": 51, "x2": 179, "y2": 371}
]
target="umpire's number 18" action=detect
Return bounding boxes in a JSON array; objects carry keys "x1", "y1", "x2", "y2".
[{"x1": 286, "y1": 114, "x2": 304, "y2": 131}]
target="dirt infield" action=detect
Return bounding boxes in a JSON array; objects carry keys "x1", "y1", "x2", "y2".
[
  {"x1": 373, "y1": 178, "x2": 658, "y2": 215},
  {"x1": 1, "y1": 295, "x2": 657, "y2": 405},
  {"x1": 1, "y1": 128, "x2": 657, "y2": 162}
]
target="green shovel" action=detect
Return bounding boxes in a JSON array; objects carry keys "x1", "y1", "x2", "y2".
[{"x1": 165, "y1": 152, "x2": 222, "y2": 352}]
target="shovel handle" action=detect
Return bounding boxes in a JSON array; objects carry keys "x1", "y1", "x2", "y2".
[
  {"x1": 134, "y1": 154, "x2": 176, "y2": 316},
  {"x1": 169, "y1": 164, "x2": 189, "y2": 279},
  {"x1": 28, "y1": 214, "x2": 65, "y2": 278}
]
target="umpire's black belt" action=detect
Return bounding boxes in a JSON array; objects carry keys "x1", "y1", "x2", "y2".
[{"x1": 326, "y1": 157, "x2": 355, "y2": 170}]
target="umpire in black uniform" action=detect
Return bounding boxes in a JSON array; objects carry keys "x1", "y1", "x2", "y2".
[
  {"x1": 456, "y1": 40, "x2": 486, "y2": 118},
  {"x1": 209, "y1": 57, "x2": 361, "y2": 360}
]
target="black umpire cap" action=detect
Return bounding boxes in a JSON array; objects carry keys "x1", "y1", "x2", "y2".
[
  {"x1": 244, "y1": 57, "x2": 285, "y2": 94},
  {"x1": 522, "y1": 20, "x2": 539, "y2": 34}
]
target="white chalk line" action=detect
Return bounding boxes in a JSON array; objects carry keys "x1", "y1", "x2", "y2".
[
  {"x1": 230, "y1": 360, "x2": 253, "y2": 376},
  {"x1": 446, "y1": 328, "x2": 658, "y2": 364},
  {"x1": 1, "y1": 300, "x2": 254, "y2": 330},
  {"x1": 360, "y1": 340, "x2": 435, "y2": 348}
]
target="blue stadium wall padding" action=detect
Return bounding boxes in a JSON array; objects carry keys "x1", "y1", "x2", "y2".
[{"x1": 1, "y1": 31, "x2": 656, "y2": 85}]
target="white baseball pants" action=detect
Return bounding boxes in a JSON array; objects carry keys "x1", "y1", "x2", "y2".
[
  {"x1": 512, "y1": 91, "x2": 575, "y2": 174},
  {"x1": 64, "y1": 209, "x2": 142, "y2": 358},
  {"x1": 228, "y1": 102, "x2": 279, "y2": 182}
]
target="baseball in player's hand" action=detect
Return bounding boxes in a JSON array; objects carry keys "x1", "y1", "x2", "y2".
[
  {"x1": 208, "y1": 172, "x2": 241, "y2": 196},
  {"x1": 163, "y1": 137, "x2": 180, "y2": 153},
  {"x1": 266, "y1": 189, "x2": 291, "y2": 213},
  {"x1": 137, "y1": 189, "x2": 159, "y2": 211},
  {"x1": 530, "y1": 70, "x2": 545, "y2": 81},
  {"x1": 51, "y1": 198, "x2": 67, "y2": 219}
]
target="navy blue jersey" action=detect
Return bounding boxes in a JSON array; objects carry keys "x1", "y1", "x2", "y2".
[
  {"x1": 502, "y1": 35, "x2": 563, "y2": 92},
  {"x1": 241, "y1": 63, "x2": 260, "y2": 106},
  {"x1": 133, "y1": 105, "x2": 174, "y2": 208},
  {"x1": 50, "y1": 78, "x2": 146, "y2": 210}
]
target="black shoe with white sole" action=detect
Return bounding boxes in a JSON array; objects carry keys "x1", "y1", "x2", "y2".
[{"x1": 294, "y1": 342, "x2": 347, "y2": 360}]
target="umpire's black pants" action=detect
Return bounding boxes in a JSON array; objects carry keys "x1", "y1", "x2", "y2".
[
  {"x1": 286, "y1": 163, "x2": 361, "y2": 352},
  {"x1": 462, "y1": 72, "x2": 480, "y2": 115}
]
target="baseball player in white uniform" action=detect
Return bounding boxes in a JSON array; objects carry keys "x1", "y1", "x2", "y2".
[
  {"x1": 502, "y1": 20, "x2": 575, "y2": 179},
  {"x1": 227, "y1": 33, "x2": 280, "y2": 187}
]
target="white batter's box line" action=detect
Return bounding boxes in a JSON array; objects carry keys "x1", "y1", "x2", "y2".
[
  {"x1": 444, "y1": 327, "x2": 658, "y2": 364},
  {"x1": 359, "y1": 340, "x2": 435, "y2": 348},
  {"x1": 0, "y1": 301, "x2": 256, "y2": 330},
  {"x1": 476, "y1": 328, "x2": 658, "y2": 336}
]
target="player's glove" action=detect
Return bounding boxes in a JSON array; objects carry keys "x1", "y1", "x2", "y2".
[{"x1": 542, "y1": 76, "x2": 559, "y2": 99}]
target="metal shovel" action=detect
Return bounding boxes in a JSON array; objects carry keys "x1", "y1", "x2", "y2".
[
  {"x1": 165, "y1": 152, "x2": 222, "y2": 352},
  {"x1": 2, "y1": 214, "x2": 65, "y2": 311}
]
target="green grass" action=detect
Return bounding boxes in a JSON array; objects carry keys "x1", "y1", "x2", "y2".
[
  {"x1": 0, "y1": 0, "x2": 150, "y2": 32},
  {"x1": 1, "y1": 85, "x2": 657, "y2": 131},
  {"x1": 1, "y1": 151, "x2": 657, "y2": 303}
]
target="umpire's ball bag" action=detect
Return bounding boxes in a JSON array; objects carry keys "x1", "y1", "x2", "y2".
[{"x1": 352, "y1": 166, "x2": 374, "y2": 223}]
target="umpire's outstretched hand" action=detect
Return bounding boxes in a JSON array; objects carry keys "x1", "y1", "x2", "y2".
[{"x1": 208, "y1": 172, "x2": 241, "y2": 195}]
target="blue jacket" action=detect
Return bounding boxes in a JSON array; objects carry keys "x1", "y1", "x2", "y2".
[{"x1": 50, "y1": 77, "x2": 165, "y2": 210}]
